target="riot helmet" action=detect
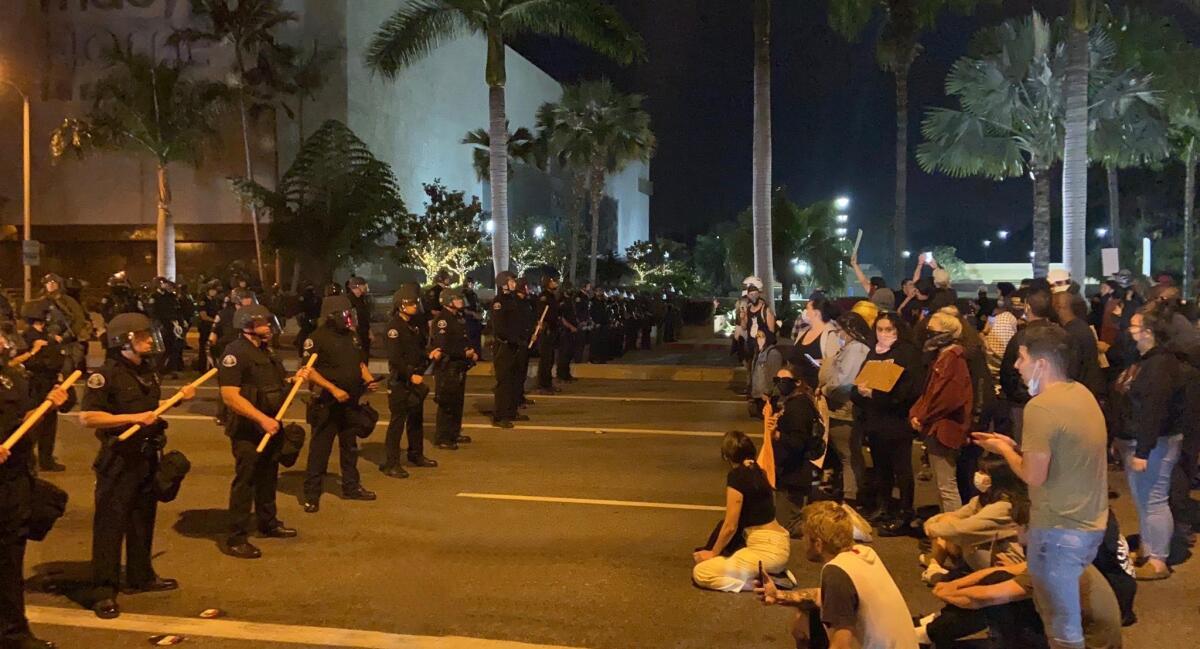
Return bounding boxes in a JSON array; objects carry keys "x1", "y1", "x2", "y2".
[
  {"x1": 232, "y1": 304, "x2": 280, "y2": 338},
  {"x1": 106, "y1": 313, "x2": 165, "y2": 355},
  {"x1": 321, "y1": 295, "x2": 358, "y2": 331}
]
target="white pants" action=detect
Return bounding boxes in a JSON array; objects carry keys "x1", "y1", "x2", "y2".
[{"x1": 693, "y1": 527, "x2": 791, "y2": 592}]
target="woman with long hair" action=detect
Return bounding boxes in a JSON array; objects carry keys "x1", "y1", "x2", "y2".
[{"x1": 910, "y1": 311, "x2": 973, "y2": 514}]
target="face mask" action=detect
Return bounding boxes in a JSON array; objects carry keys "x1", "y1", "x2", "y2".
[
  {"x1": 876, "y1": 330, "x2": 898, "y2": 349},
  {"x1": 774, "y1": 377, "x2": 797, "y2": 397},
  {"x1": 1026, "y1": 361, "x2": 1044, "y2": 396},
  {"x1": 973, "y1": 472, "x2": 992, "y2": 493},
  {"x1": 923, "y1": 331, "x2": 955, "y2": 353}
]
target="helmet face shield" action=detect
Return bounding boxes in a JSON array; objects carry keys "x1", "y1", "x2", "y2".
[
  {"x1": 337, "y1": 308, "x2": 359, "y2": 332},
  {"x1": 127, "y1": 324, "x2": 167, "y2": 356}
]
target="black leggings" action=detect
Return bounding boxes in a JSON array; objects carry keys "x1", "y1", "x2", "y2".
[{"x1": 869, "y1": 434, "x2": 914, "y2": 514}]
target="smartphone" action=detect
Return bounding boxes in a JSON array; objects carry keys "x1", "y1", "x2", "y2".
[
  {"x1": 758, "y1": 560, "x2": 767, "y2": 588},
  {"x1": 923, "y1": 251, "x2": 934, "y2": 264},
  {"x1": 804, "y1": 353, "x2": 822, "y2": 368}
]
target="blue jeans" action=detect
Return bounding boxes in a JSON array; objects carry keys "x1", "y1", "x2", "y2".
[
  {"x1": 1027, "y1": 527, "x2": 1103, "y2": 649},
  {"x1": 1120, "y1": 434, "x2": 1182, "y2": 561}
]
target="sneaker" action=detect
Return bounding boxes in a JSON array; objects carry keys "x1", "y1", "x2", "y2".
[
  {"x1": 1134, "y1": 562, "x2": 1170, "y2": 581},
  {"x1": 921, "y1": 563, "x2": 949, "y2": 585}
]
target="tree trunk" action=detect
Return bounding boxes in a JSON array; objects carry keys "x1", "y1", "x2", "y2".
[
  {"x1": 893, "y1": 64, "x2": 911, "y2": 282},
  {"x1": 1185, "y1": 139, "x2": 1196, "y2": 299},
  {"x1": 752, "y1": 0, "x2": 774, "y2": 306},
  {"x1": 238, "y1": 92, "x2": 267, "y2": 288},
  {"x1": 1032, "y1": 168, "x2": 1051, "y2": 278},
  {"x1": 488, "y1": 83, "x2": 511, "y2": 275},
  {"x1": 1107, "y1": 165, "x2": 1120, "y2": 251},
  {"x1": 1061, "y1": 1, "x2": 1089, "y2": 285},
  {"x1": 567, "y1": 174, "x2": 585, "y2": 285},
  {"x1": 588, "y1": 163, "x2": 605, "y2": 285},
  {"x1": 156, "y1": 163, "x2": 176, "y2": 280}
]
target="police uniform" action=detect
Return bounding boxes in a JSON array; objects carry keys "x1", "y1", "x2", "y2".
[
  {"x1": 346, "y1": 289, "x2": 373, "y2": 362},
  {"x1": 557, "y1": 290, "x2": 578, "y2": 380},
  {"x1": 41, "y1": 284, "x2": 90, "y2": 373},
  {"x1": 82, "y1": 352, "x2": 169, "y2": 606},
  {"x1": 21, "y1": 316, "x2": 69, "y2": 472},
  {"x1": 534, "y1": 283, "x2": 560, "y2": 391},
  {"x1": 383, "y1": 289, "x2": 432, "y2": 474},
  {"x1": 301, "y1": 311, "x2": 374, "y2": 509},
  {"x1": 0, "y1": 363, "x2": 58, "y2": 649},
  {"x1": 490, "y1": 274, "x2": 523, "y2": 426},
  {"x1": 514, "y1": 286, "x2": 535, "y2": 405},
  {"x1": 218, "y1": 333, "x2": 293, "y2": 553},
  {"x1": 430, "y1": 295, "x2": 474, "y2": 448},
  {"x1": 462, "y1": 283, "x2": 484, "y2": 354},
  {"x1": 146, "y1": 284, "x2": 185, "y2": 373},
  {"x1": 195, "y1": 291, "x2": 222, "y2": 372}
]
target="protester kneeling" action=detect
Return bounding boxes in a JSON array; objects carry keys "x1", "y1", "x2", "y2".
[{"x1": 692, "y1": 431, "x2": 791, "y2": 592}]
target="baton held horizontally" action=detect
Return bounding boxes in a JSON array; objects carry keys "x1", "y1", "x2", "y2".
[
  {"x1": 116, "y1": 368, "x2": 218, "y2": 442},
  {"x1": 257, "y1": 353, "x2": 318, "y2": 453},
  {"x1": 2, "y1": 370, "x2": 83, "y2": 451}
]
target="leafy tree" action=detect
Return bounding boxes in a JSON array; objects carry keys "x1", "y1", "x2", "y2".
[
  {"x1": 393, "y1": 181, "x2": 490, "y2": 283},
  {"x1": 692, "y1": 229, "x2": 735, "y2": 296},
  {"x1": 230, "y1": 120, "x2": 407, "y2": 283},
  {"x1": 461, "y1": 124, "x2": 541, "y2": 182},
  {"x1": 930, "y1": 245, "x2": 967, "y2": 281},
  {"x1": 168, "y1": 0, "x2": 299, "y2": 285},
  {"x1": 536, "y1": 80, "x2": 655, "y2": 284},
  {"x1": 828, "y1": 0, "x2": 987, "y2": 278},
  {"x1": 50, "y1": 41, "x2": 228, "y2": 280},
  {"x1": 917, "y1": 12, "x2": 1155, "y2": 277},
  {"x1": 366, "y1": 0, "x2": 644, "y2": 276},
  {"x1": 625, "y1": 238, "x2": 692, "y2": 292},
  {"x1": 510, "y1": 214, "x2": 568, "y2": 274}
]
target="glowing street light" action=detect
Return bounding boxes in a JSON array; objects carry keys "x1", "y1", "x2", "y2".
[
  {"x1": 1094, "y1": 227, "x2": 1108, "y2": 238},
  {"x1": 1028, "y1": 250, "x2": 1035, "y2": 259},
  {"x1": 834, "y1": 196, "x2": 850, "y2": 211},
  {"x1": 533, "y1": 225, "x2": 545, "y2": 240},
  {"x1": 982, "y1": 239, "x2": 991, "y2": 248},
  {"x1": 997, "y1": 229, "x2": 1009, "y2": 241},
  {"x1": 485, "y1": 219, "x2": 495, "y2": 233},
  {"x1": 835, "y1": 227, "x2": 848, "y2": 238},
  {"x1": 902, "y1": 250, "x2": 912, "y2": 259},
  {"x1": 836, "y1": 213, "x2": 849, "y2": 224},
  {"x1": 793, "y1": 260, "x2": 811, "y2": 275}
]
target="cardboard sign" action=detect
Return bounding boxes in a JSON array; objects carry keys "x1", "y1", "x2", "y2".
[{"x1": 855, "y1": 360, "x2": 905, "y2": 393}]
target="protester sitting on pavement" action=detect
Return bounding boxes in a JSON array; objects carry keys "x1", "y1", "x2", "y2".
[
  {"x1": 925, "y1": 498, "x2": 1123, "y2": 649},
  {"x1": 791, "y1": 294, "x2": 839, "y2": 391},
  {"x1": 920, "y1": 454, "x2": 1026, "y2": 584},
  {"x1": 755, "y1": 501, "x2": 919, "y2": 649},
  {"x1": 693, "y1": 431, "x2": 791, "y2": 592},
  {"x1": 910, "y1": 311, "x2": 973, "y2": 514},
  {"x1": 1111, "y1": 309, "x2": 1184, "y2": 581},
  {"x1": 770, "y1": 368, "x2": 824, "y2": 537},
  {"x1": 748, "y1": 329, "x2": 785, "y2": 418},
  {"x1": 819, "y1": 312, "x2": 872, "y2": 506},
  {"x1": 850, "y1": 312, "x2": 922, "y2": 536}
]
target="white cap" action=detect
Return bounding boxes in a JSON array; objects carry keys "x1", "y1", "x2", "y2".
[
  {"x1": 1047, "y1": 269, "x2": 1071, "y2": 293},
  {"x1": 742, "y1": 276, "x2": 763, "y2": 290}
]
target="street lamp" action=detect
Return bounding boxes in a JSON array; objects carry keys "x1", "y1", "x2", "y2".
[
  {"x1": 835, "y1": 227, "x2": 848, "y2": 238},
  {"x1": 997, "y1": 230, "x2": 1009, "y2": 241},
  {"x1": 834, "y1": 196, "x2": 850, "y2": 211},
  {"x1": 1, "y1": 72, "x2": 32, "y2": 301},
  {"x1": 1095, "y1": 227, "x2": 1108, "y2": 238},
  {"x1": 533, "y1": 225, "x2": 545, "y2": 240},
  {"x1": 1028, "y1": 250, "x2": 1035, "y2": 259},
  {"x1": 901, "y1": 250, "x2": 912, "y2": 259},
  {"x1": 982, "y1": 239, "x2": 991, "y2": 248},
  {"x1": 836, "y1": 213, "x2": 849, "y2": 224}
]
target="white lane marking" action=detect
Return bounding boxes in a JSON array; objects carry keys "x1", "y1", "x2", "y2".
[
  {"x1": 161, "y1": 385, "x2": 744, "y2": 405},
  {"x1": 457, "y1": 493, "x2": 724, "y2": 512},
  {"x1": 128, "y1": 414, "x2": 723, "y2": 438},
  {"x1": 26, "y1": 606, "x2": 582, "y2": 649}
]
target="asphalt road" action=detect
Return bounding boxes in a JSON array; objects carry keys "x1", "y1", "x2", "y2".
[{"x1": 19, "y1": 376, "x2": 1200, "y2": 648}]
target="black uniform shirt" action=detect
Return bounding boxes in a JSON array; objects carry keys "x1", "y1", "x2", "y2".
[
  {"x1": 22, "y1": 327, "x2": 68, "y2": 382},
  {"x1": 218, "y1": 336, "x2": 287, "y2": 435},
  {"x1": 430, "y1": 309, "x2": 471, "y2": 361},
  {"x1": 536, "y1": 292, "x2": 560, "y2": 333},
  {"x1": 515, "y1": 295, "x2": 535, "y2": 342},
  {"x1": 0, "y1": 366, "x2": 35, "y2": 481},
  {"x1": 213, "y1": 305, "x2": 238, "y2": 342},
  {"x1": 200, "y1": 295, "x2": 222, "y2": 321},
  {"x1": 491, "y1": 292, "x2": 523, "y2": 345},
  {"x1": 82, "y1": 355, "x2": 162, "y2": 440},
  {"x1": 303, "y1": 325, "x2": 365, "y2": 395},
  {"x1": 386, "y1": 314, "x2": 427, "y2": 382}
]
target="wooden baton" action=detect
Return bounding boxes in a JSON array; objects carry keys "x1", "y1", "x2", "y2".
[
  {"x1": 528, "y1": 305, "x2": 550, "y2": 349},
  {"x1": 116, "y1": 368, "x2": 218, "y2": 442},
  {"x1": 256, "y1": 353, "x2": 317, "y2": 453},
  {"x1": 2, "y1": 370, "x2": 83, "y2": 451}
]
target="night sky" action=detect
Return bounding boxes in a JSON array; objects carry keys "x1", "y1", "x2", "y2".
[{"x1": 515, "y1": 0, "x2": 1200, "y2": 273}]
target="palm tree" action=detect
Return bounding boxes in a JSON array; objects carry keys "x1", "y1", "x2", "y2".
[
  {"x1": 1061, "y1": 0, "x2": 1090, "y2": 286},
  {"x1": 536, "y1": 104, "x2": 594, "y2": 284},
  {"x1": 828, "y1": 0, "x2": 983, "y2": 279},
  {"x1": 1091, "y1": 100, "x2": 1170, "y2": 252},
  {"x1": 752, "y1": 0, "x2": 773, "y2": 305},
  {"x1": 366, "y1": 0, "x2": 644, "y2": 278},
  {"x1": 168, "y1": 0, "x2": 298, "y2": 286},
  {"x1": 917, "y1": 12, "x2": 1155, "y2": 277},
  {"x1": 536, "y1": 80, "x2": 655, "y2": 284},
  {"x1": 50, "y1": 42, "x2": 227, "y2": 280},
  {"x1": 231, "y1": 120, "x2": 408, "y2": 283},
  {"x1": 461, "y1": 124, "x2": 539, "y2": 182}
]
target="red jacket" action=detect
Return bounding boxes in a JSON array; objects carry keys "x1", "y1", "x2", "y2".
[{"x1": 909, "y1": 344, "x2": 973, "y2": 450}]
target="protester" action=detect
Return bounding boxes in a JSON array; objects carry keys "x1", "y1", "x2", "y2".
[
  {"x1": 974, "y1": 325, "x2": 1108, "y2": 649},
  {"x1": 1052, "y1": 292, "x2": 1105, "y2": 398},
  {"x1": 755, "y1": 501, "x2": 918, "y2": 649},
  {"x1": 747, "y1": 330, "x2": 785, "y2": 418},
  {"x1": 910, "y1": 311, "x2": 973, "y2": 513},
  {"x1": 770, "y1": 368, "x2": 824, "y2": 537},
  {"x1": 819, "y1": 312, "x2": 871, "y2": 505},
  {"x1": 1112, "y1": 310, "x2": 1184, "y2": 580},
  {"x1": 692, "y1": 431, "x2": 791, "y2": 592},
  {"x1": 791, "y1": 295, "x2": 838, "y2": 391},
  {"x1": 998, "y1": 289, "x2": 1055, "y2": 442},
  {"x1": 851, "y1": 312, "x2": 922, "y2": 535}
]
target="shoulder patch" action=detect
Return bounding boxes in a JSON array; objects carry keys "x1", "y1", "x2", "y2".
[
  {"x1": 87, "y1": 373, "x2": 106, "y2": 389},
  {"x1": 387, "y1": 328, "x2": 399, "y2": 339},
  {"x1": 493, "y1": 302, "x2": 502, "y2": 311},
  {"x1": 303, "y1": 338, "x2": 314, "y2": 350},
  {"x1": 437, "y1": 320, "x2": 447, "y2": 329},
  {"x1": 221, "y1": 354, "x2": 238, "y2": 368}
]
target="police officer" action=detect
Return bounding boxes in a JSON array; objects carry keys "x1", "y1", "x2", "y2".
[
  {"x1": 382, "y1": 284, "x2": 437, "y2": 478},
  {"x1": 300, "y1": 295, "x2": 379, "y2": 512},
  {"x1": 462, "y1": 277, "x2": 484, "y2": 354},
  {"x1": 20, "y1": 301, "x2": 70, "y2": 472},
  {"x1": 490, "y1": 272, "x2": 525, "y2": 429},
  {"x1": 217, "y1": 305, "x2": 306, "y2": 559},
  {"x1": 101, "y1": 272, "x2": 141, "y2": 322},
  {"x1": 146, "y1": 278, "x2": 185, "y2": 374},
  {"x1": 431, "y1": 288, "x2": 478, "y2": 450},
  {"x1": 79, "y1": 314, "x2": 195, "y2": 619},
  {"x1": 210, "y1": 288, "x2": 256, "y2": 367},
  {"x1": 0, "y1": 329, "x2": 70, "y2": 649},
  {"x1": 194, "y1": 281, "x2": 222, "y2": 372},
  {"x1": 345, "y1": 276, "x2": 373, "y2": 362},
  {"x1": 557, "y1": 284, "x2": 579, "y2": 382},
  {"x1": 40, "y1": 273, "x2": 91, "y2": 373},
  {"x1": 534, "y1": 274, "x2": 562, "y2": 394},
  {"x1": 295, "y1": 283, "x2": 321, "y2": 356}
]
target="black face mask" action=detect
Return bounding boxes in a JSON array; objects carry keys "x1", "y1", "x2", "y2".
[
  {"x1": 774, "y1": 377, "x2": 797, "y2": 397},
  {"x1": 923, "y1": 331, "x2": 955, "y2": 353}
]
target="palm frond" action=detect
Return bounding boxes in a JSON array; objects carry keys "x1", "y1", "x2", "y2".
[
  {"x1": 366, "y1": 1, "x2": 474, "y2": 78},
  {"x1": 502, "y1": 0, "x2": 645, "y2": 64}
]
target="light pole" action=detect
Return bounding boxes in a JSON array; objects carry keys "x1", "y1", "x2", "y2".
[{"x1": 1, "y1": 76, "x2": 31, "y2": 301}]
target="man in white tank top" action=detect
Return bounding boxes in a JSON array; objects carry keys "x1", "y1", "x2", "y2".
[{"x1": 756, "y1": 501, "x2": 918, "y2": 649}]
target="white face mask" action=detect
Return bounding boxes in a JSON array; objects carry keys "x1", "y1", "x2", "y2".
[
  {"x1": 1026, "y1": 362, "x2": 1044, "y2": 397},
  {"x1": 973, "y1": 472, "x2": 992, "y2": 493}
]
